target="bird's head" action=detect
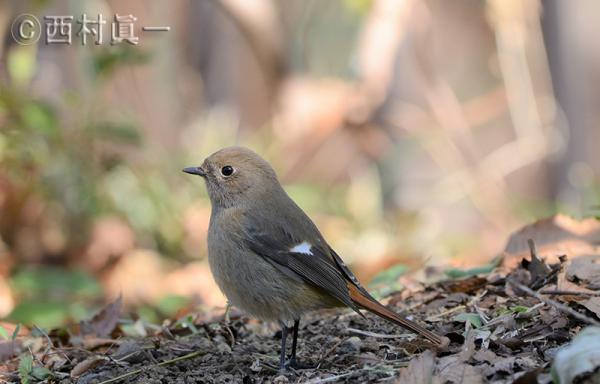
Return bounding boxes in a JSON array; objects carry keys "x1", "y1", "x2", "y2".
[{"x1": 183, "y1": 146, "x2": 280, "y2": 208}]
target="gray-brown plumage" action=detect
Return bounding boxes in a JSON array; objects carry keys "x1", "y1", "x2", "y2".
[{"x1": 183, "y1": 146, "x2": 448, "y2": 371}]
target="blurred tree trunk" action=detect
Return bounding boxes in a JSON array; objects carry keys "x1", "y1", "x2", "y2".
[
  {"x1": 542, "y1": 0, "x2": 600, "y2": 214},
  {"x1": 188, "y1": 0, "x2": 285, "y2": 131}
]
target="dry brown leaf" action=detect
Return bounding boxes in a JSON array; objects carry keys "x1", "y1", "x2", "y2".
[
  {"x1": 80, "y1": 337, "x2": 123, "y2": 350},
  {"x1": 396, "y1": 350, "x2": 438, "y2": 384},
  {"x1": 503, "y1": 215, "x2": 600, "y2": 267},
  {"x1": 70, "y1": 355, "x2": 106, "y2": 378},
  {"x1": 566, "y1": 254, "x2": 600, "y2": 289},
  {"x1": 581, "y1": 297, "x2": 600, "y2": 318},
  {"x1": 512, "y1": 368, "x2": 542, "y2": 384},
  {"x1": 80, "y1": 295, "x2": 122, "y2": 338},
  {"x1": 439, "y1": 277, "x2": 488, "y2": 294},
  {"x1": 437, "y1": 355, "x2": 483, "y2": 384},
  {"x1": 556, "y1": 273, "x2": 599, "y2": 298},
  {"x1": 522, "y1": 247, "x2": 552, "y2": 285}
]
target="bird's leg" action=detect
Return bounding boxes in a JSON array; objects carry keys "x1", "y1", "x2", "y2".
[
  {"x1": 278, "y1": 321, "x2": 289, "y2": 372},
  {"x1": 288, "y1": 319, "x2": 300, "y2": 368},
  {"x1": 285, "y1": 318, "x2": 314, "y2": 369}
]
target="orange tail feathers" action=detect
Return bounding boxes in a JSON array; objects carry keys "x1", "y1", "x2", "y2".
[{"x1": 348, "y1": 284, "x2": 449, "y2": 348}]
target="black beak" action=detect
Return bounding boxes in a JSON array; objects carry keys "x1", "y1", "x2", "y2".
[{"x1": 182, "y1": 166, "x2": 206, "y2": 177}]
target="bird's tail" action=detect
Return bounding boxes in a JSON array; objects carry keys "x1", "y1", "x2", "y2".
[{"x1": 347, "y1": 284, "x2": 449, "y2": 347}]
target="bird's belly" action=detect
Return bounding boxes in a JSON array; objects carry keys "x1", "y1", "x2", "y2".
[{"x1": 208, "y1": 247, "x2": 339, "y2": 322}]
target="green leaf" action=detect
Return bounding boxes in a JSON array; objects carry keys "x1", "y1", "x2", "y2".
[
  {"x1": 30, "y1": 367, "x2": 52, "y2": 380},
  {"x1": 453, "y1": 313, "x2": 483, "y2": 328},
  {"x1": 18, "y1": 354, "x2": 33, "y2": 384},
  {"x1": 444, "y1": 256, "x2": 502, "y2": 279},
  {"x1": 92, "y1": 46, "x2": 150, "y2": 79},
  {"x1": 157, "y1": 295, "x2": 189, "y2": 317},
  {"x1": 510, "y1": 305, "x2": 529, "y2": 314},
  {"x1": 10, "y1": 267, "x2": 101, "y2": 298},
  {"x1": 369, "y1": 264, "x2": 409, "y2": 287},
  {"x1": 0, "y1": 325, "x2": 9, "y2": 340},
  {"x1": 8, "y1": 301, "x2": 69, "y2": 329},
  {"x1": 21, "y1": 102, "x2": 58, "y2": 136},
  {"x1": 175, "y1": 315, "x2": 199, "y2": 334},
  {"x1": 12, "y1": 324, "x2": 21, "y2": 341},
  {"x1": 7, "y1": 46, "x2": 37, "y2": 88}
]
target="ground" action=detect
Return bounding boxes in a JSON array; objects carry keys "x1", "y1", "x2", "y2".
[{"x1": 2, "y1": 216, "x2": 600, "y2": 383}]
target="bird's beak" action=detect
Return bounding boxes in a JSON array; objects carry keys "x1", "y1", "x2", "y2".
[{"x1": 182, "y1": 166, "x2": 206, "y2": 177}]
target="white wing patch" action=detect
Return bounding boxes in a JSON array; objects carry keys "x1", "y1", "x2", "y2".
[{"x1": 290, "y1": 241, "x2": 312, "y2": 255}]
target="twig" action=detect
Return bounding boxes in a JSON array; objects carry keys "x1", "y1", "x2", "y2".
[
  {"x1": 527, "y1": 239, "x2": 538, "y2": 259},
  {"x1": 509, "y1": 282, "x2": 600, "y2": 326},
  {"x1": 305, "y1": 371, "x2": 356, "y2": 384},
  {"x1": 96, "y1": 350, "x2": 205, "y2": 384},
  {"x1": 33, "y1": 325, "x2": 55, "y2": 361},
  {"x1": 427, "y1": 305, "x2": 466, "y2": 320},
  {"x1": 539, "y1": 290, "x2": 600, "y2": 297},
  {"x1": 346, "y1": 327, "x2": 413, "y2": 340},
  {"x1": 305, "y1": 364, "x2": 400, "y2": 384}
]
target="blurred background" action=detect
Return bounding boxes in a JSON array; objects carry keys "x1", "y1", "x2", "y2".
[{"x1": 0, "y1": 0, "x2": 598, "y2": 329}]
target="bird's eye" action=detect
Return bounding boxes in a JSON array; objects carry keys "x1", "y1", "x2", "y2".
[{"x1": 220, "y1": 165, "x2": 235, "y2": 177}]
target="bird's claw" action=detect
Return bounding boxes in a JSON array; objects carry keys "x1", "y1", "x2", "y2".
[{"x1": 278, "y1": 358, "x2": 314, "y2": 373}]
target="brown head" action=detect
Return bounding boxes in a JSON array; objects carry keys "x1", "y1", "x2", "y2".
[{"x1": 183, "y1": 146, "x2": 281, "y2": 208}]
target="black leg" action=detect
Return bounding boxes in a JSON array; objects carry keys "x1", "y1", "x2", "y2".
[
  {"x1": 289, "y1": 319, "x2": 300, "y2": 364},
  {"x1": 278, "y1": 321, "x2": 289, "y2": 372}
]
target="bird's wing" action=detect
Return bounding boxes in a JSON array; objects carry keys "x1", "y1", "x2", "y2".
[
  {"x1": 242, "y1": 211, "x2": 360, "y2": 311},
  {"x1": 328, "y1": 246, "x2": 377, "y2": 302}
]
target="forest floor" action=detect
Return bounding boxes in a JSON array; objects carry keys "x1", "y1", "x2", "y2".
[{"x1": 1, "y1": 215, "x2": 600, "y2": 384}]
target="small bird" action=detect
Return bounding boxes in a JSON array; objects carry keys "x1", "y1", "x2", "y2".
[{"x1": 183, "y1": 146, "x2": 447, "y2": 371}]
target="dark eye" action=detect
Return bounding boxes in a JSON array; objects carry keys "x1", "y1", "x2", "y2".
[{"x1": 220, "y1": 165, "x2": 235, "y2": 177}]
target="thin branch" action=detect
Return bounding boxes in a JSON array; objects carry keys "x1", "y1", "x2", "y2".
[
  {"x1": 509, "y1": 282, "x2": 600, "y2": 327},
  {"x1": 527, "y1": 239, "x2": 538, "y2": 260},
  {"x1": 346, "y1": 327, "x2": 413, "y2": 340},
  {"x1": 539, "y1": 290, "x2": 600, "y2": 297}
]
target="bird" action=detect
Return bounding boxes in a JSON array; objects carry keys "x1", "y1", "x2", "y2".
[{"x1": 183, "y1": 146, "x2": 448, "y2": 371}]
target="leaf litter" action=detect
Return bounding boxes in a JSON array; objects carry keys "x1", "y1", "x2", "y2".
[{"x1": 1, "y1": 215, "x2": 600, "y2": 383}]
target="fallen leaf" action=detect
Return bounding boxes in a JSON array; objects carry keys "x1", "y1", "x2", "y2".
[
  {"x1": 80, "y1": 295, "x2": 122, "y2": 338},
  {"x1": 437, "y1": 354, "x2": 483, "y2": 384},
  {"x1": 438, "y1": 276, "x2": 487, "y2": 294},
  {"x1": 396, "y1": 350, "x2": 438, "y2": 384},
  {"x1": 504, "y1": 215, "x2": 600, "y2": 267},
  {"x1": 70, "y1": 356, "x2": 106, "y2": 378},
  {"x1": 512, "y1": 368, "x2": 542, "y2": 384},
  {"x1": 566, "y1": 254, "x2": 600, "y2": 290},
  {"x1": 581, "y1": 297, "x2": 600, "y2": 318},
  {"x1": 453, "y1": 313, "x2": 483, "y2": 329},
  {"x1": 80, "y1": 337, "x2": 123, "y2": 350},
  {"x1": 521, "y1": 241, "x2": 552, "y2": 286}
]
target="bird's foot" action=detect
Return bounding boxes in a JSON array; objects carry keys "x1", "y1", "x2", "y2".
[
  {"x1": 273, "y1": 358, "x2": 316, "y2": 374},
  {"x1": 282, "y1": 357, "x2": 314, "y2": 371}
]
